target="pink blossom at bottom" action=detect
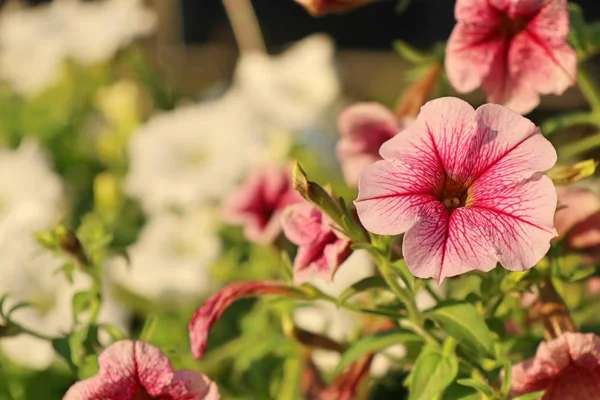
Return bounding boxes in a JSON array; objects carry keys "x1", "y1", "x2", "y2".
[
  {"x1": 281, "y1": 202, "x2": 352, "y2": 285},
  {"x1": 63, "y1": 340, "x2": 219, "y2": 400},
  {"x1": 189, "y1": 281, "x2": 298, "y2": 359},
  {"x1": 355, "y1": 97, "x2": 557, "y2": 282},
  {"x1": 510, "y1": 332, "x2": 600, "y2": 400},
  {"x1": 445, "y1": 0, "x2": 576, "y2": 114},
  {"x1": 336, "y1": 102, "x2": 410, "y2": 187},
  {"x1": 221, "y1": 164, "x2": 302, "y2": 245}
]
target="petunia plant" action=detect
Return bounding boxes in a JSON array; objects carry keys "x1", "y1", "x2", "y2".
[{"x1": 2, "y1": 0, "x2": 600, "y2": 399}]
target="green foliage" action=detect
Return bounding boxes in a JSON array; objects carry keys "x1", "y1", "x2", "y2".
[{"x1": 408, "y1": 339, "x2": 458, "y2": 400}]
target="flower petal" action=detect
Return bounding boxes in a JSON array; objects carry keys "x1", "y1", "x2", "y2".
[
  {"x1": 63, "y1": 340, "x2": 138, "y2": 399},
  {"x1": 446, "y1": 23, "x2": 504, "y2": 93},
  {"x1": 509, "y1": 32, "x2": 576, "y2": 97},
  {"x1": 402, "y1": 201, "x2": 499, "y2": 282},
  {"x1": 336, "y1": 102, "x2": 399, "y2": 186},
  {"x1": 189, "y1": 282, "x2": 299, "y2": 358},
  {"x1": 555, "y1": 186, "x2": 600, "y2": 246},
  {"x1": 355, "y1": 160, "x2": 439, "y2": 235},
  {"x1": 281, "y1": 202, "x2": 323, "y2": 245}
]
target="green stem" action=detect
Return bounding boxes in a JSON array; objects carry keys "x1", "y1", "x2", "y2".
[
  {"x1": 558, "y1": 131, "x2": 600, "y2": 159},
  {"x1": 540, "y1": 111, "x2": 597, "y2": 136},
  {"x1": 424, "y1": 284, "x2": 442, "y2": 304},
  {"x1": 577, "y1": 63, "x2": 600, "y2": 118},
  {"x1": 379, "y1": 257, "x2": 423, "y2": 326}
]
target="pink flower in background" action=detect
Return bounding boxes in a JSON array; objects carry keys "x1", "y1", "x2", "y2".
[
  {"x1": 281, "y1": 202, "x2": 352, "y2": 285},
  {"x1": 336, "y1": 102, "x2": 411, "y2": 187},
  {"x1": 510, "y1": 332, "x2": 600, "y2": 399},
  {"x1": 189, "y1": 281, "x2": 298, "y2": 359},
  {"x1": 446, "y1": 0, "x2": 576, "y2": 114},
  {"x1": 355, "y1": 97, "x2": 557, "y2": 282},
  {"x1": 221, "y1": 165, "x2": 302, "y2": 245},
  {"x1": 64, "y1": 340, "x2": 219, "y2": 400},
  {"x1": 555, "y1": 186, "x2": 600, "y2": 249}
]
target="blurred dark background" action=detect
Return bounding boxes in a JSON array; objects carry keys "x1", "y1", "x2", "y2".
[{"x1": 22, "y1": 0, "x2": 600, "y2": 50}]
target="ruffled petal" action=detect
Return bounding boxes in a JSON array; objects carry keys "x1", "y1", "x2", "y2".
[
  {"x1": 189, "y1": 282, "x2": 298, "y2": 358},
  {"x1": 281, "y1": 202, "x2": 323, "y2": 245}
]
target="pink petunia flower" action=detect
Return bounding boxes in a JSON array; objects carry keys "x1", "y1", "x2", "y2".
[
  {"x1": 189, "y1": 281, "x2": 299, "y2": 359},
  {"x1": 281, "y1": 202, "x2": 352, "y2": 285},
  {"x1": 221, "y1": 165, "x2": 303, "y2": 245},
  {"x1": 555, "y1": 186, "x2": 600, "y2": 250},
  {"x1": 446, "y1": 0, "x2": 576, "y2": 115},
  {"x1": 63, "y1": 340, "x2": 219, "y2": 400},
  {"x1": 510, "y1": 332, "x2": 600, "y2": 399},
  {"x1": 336, "y1": 102, "x2": 411, "y2": 187},
  {"x1": 355, "y1": 97, "x2": 557, "y2": 282}
]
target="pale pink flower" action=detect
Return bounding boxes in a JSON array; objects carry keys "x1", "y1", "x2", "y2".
[
  {"x1": 221, "y1": 165, "x2": 302, "y2": 245},
  {"x1": 189, "y1": 281, "x2": 298, "y2": 359},
  {"x1": 355, "y1": 97, "x2": 557, "y2": 282},
  {"x1": 336, "y1": 102, "x2": 411, "y2": 187},
  {"x1": 555, "y1": 186, "x2": 600, "y2": 249},
  {"x1": 510, "y1": 332, "x2": 600, "y2": 399},
  {"x1": 64, "y1": 340, "x2": 219, "y2": 400},
  {"x1": 281, "y1": 202, "x2": 352, "y2": 285},
  {"x1": 446, "y1": 0, "x2": 576, "y2": 114}
]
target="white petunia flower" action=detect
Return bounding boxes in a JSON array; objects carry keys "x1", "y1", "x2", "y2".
[
  {"x1": 109, "y1": 208, "x2": 221, "y2": 303},
  {"x1": 0, "y1": 140, "x2": 63, "y2": 241},
  {"x1": 0, "y1": 0, "x2": 156, "y2": 97},
  {"x1": 65, "y1": 0, "x2": 156, "y2": 65},
  {"x1": 235, "y1": 34, "x2": 340, "y2": 133},
  {"x1": 125, "y1": 90, "x2": 268, "y2": 213},
  {"x1": 0, "y1": 234, "x2": 129, "y2": 370}
]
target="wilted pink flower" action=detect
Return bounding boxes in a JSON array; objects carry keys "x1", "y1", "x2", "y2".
[
  {"x1": 336, "y1": 102, "x2": 411, "y2": 187},
  {"x1": 189, "y1": 281, "x2": 298, "y2": 359},
  {"x1": 64, "y1": 340, "x2": 219, "y2": 400},
  {"x1": 510, "y1": 332, "x2": 600, "y2": 399},
  {"x1": 281, "y1": 202, "x2": 352, "y2": 285},
  {"x1": 555, "y1": 186, "x2": 600, "y2": 249},
  {"x1": 446, "y1": 0, "x2": 576, "y2": 114},
  {"x1": 355, "y1": 97, "x2": 557, "y2": 282},
  {"x1": 221, "y1": 165, "x2": 302, "y2": 245}
]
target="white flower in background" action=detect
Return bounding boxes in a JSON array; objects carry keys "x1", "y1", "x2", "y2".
[
  {"x1": 109, "y1": 208, "x2": 221, "y2": 303},
  {"x1": 0, "y1": 0, "x2": 74, "y2": 96},
  {"x1": 293, "y1": 251, "x2": 440, "y2": 376},
  {"x1": 0, "y1": 140, "x2": 63, "y2": 240},
  {"x1": 65, "y1": 0, "x2": 156, "y2": 65},
  {"x1": 125, "y1": 90, "x2": 268, "y2": 213},
  {"x1": 0, "y1": 0, "x2": 156, "y2": 97},
  {"x1": 235, "y1": 34, "x2": 340, "y2": 133},
  {"x1": 0, "y1": 234, "x2": 129, "y2": 370}
]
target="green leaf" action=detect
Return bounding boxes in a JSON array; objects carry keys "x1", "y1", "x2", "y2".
[
  {"x1": 501, "y1": 361, "x2": 512, "y2": 396},
  {"x1": 337, "y1": 276, "x2": 388, "y2": 304},
  {"x1": 456, "y1": 378, "x2": 494, "y2": 398},
  {"x1": 409, "y1": 347, "x2": 458, "y2": 400},
  {"x1": 98, "y1": 323, "x2": 127, "y2": 342},
  {"x1": 334, "y1": 329, "x2": 422, "y2": 375},
  {"x1": 512, "y1": 391, "x2": 545, "y2": 400},
  {"x1": 393, "y1": 40, "x2": 430, "y2": 64},
  {"x1": 72, "y1": 291, "x2": 99, "y2": 322},
  {"x1": 426, "y1": 301, "x2": 495, "y2": 358},
  {"x1": 78, "y1": 354, "x2": 100, "y2": 380},
  {"x1": 52, "y1": 337, "x2": 77, "y2": 371},
  {"x1": 568, "y1": 266, "x2": 596, "y2": 282},
  {"x1": 568, "y1": 3, "x2": 600, "y2": 60},
  {"x1": 540, "y1": 112, "x2": 597, "y2": 136},
  {"x1": 500, "y1": 270, "x2": 530, "y2": 293},
  {"x1": 546, "y1": 159, "x2": 598, "y2": 185}
]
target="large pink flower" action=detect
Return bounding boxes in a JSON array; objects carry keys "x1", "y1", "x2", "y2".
[
  {"x1": 355, "y1": 97, "x2": 557, "y2": 282},
  {"x1": 510, "y1": 332, "x2": 600, "y2": 399},
  {"x1": 336, "y1": 102, "x2": 411, "y2": 187},
  {"x1": 64, "y1": 340, "x2": 219, "y2": 400},
  {"x1": 281, "y1": 202, "x2": 352, "y2": 285},
  {"x1": 189, "y1": 281, "x2": 299, "y2": 359},
  {"x1": 221, "y1": 165, "x2": 302, "y2": 245},
  {"x1": 446, "y1": 0, "x2": 576, "y2": 114}
]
